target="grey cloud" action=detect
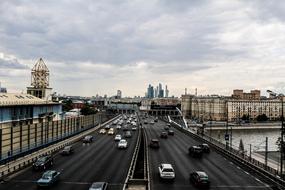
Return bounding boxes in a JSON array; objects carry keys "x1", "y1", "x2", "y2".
[{"x1": 0, "y1": 57, "x2": 28, "y2": 69}]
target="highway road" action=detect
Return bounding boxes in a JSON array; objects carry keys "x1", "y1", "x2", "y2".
[
  {"x1": 144, "y1": 117, "x2": 273, "y2": 190},
  {"x1": 0, "y1": 117, "x2": 138, "y2": 190}
]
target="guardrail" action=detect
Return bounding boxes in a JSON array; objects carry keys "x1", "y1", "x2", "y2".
[
  {"x1": 0, "y1": 115, "x2": 120, "y2": 181},
  {"x1": 123, "y1": 112, "x2": 149, "y2": 190},
  {"x1": 123, "y1": 113, "x2": 142, "y2": 190},
  {"x1": 171, "y1": 122, "x2": 285, "y2": 190}
]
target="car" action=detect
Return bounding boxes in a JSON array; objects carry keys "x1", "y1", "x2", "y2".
[
  {"x1": 108, "y1": 128, "x2": 114, "y2": 135},
  {"x1": 190, "y1": 171, "x2": 210, "y2": 188},
  {"x1": 89, "y1": 182, "x2": 108, "y2": 190},
  {"x1": 188, "y1": 146, "x2": 203, "y2": 157},
  {"x1": 37, "y1": 170, "x2": 60, "y2": 187},
  {"x1": 160, "y1": 132, "x2": 168, "y2": 138},
  {"x1": 60, "y1": 145, "x2": 74, "y2": 156},
  {"x1": 154, "y1": 118, "x2": 158, "y2": 122},
  {"x1": 116, "y1": 125, "x2": 122, "y2": 130},
  {"x1": 118, "y1": 139, "x2": 128, "y2": 149},
  {"x1": 158, "y1": 163, "x2": 175, "y2": 180},
  {"x1": 144, "y1": 120, "x2": 148, "y2": 124},
  {"x1": 104, "y1": 125, "x2": 111, "y2": 129},
  {"x1": 131, "y1": 127, "x2": 137, "y2": 131},
  {"x1": 33, "y1": 155, "x2": 53, "y2": 171},
  {"x1": 99, "y1": 129, "x2": 106, "y2": 134},
  {"x1": 164, "y1": 126, "x2": 170, "y2": 130},
  {"x1": 83, "y1": 135, "x2": 93, "y2": 143},
  {"x1": 199, "y1": 143, "x2": 210, "y2": 153},
  {"x1": 168, "y1": 130, "x2": 174, "y2": 136},
  {"x1": 123, "y1": 126, "x2": 129, "y2": 131},
  {"x1": 149, "y1": 139, "x2": 160, "y2": 148},
  {"x1": 125, "y1": 131, "x2": 132, "y2": 138},
  {"x1": 150, "y1": 121, "x2": 154, "y2": 124},
  {"x1": 114, "y1": 134, "x2": 122, "y2": 141}
]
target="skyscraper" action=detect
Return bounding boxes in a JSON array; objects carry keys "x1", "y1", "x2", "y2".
[
  {"x1": 165, "y1": 85, "x2": 169, "y2": 98},
  {"x1": 147, "y1": 84, "x2": 154, "y2": 98},
  {"x1": 158, "y1": 83, "x2": 164, "y2": 97},
  {"x1": 117, "y1": 90, "x2": 122, "y2": 98}
]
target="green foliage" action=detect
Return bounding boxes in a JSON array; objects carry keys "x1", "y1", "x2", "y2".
[
  {"x1": 256, "y1": 114, "x2": 268, "y2": 122},
  {"x1": 62, "y1": 99, "x2": 73, "y2": 112},
  {"x1": 241, "y1": 114, "x2": 249, "y2": 121},
  {"x1": 81, "y1": 103, "x2": 97, "y2": 116}
]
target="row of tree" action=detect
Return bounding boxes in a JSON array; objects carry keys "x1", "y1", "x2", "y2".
[
  {"x1": 240, "y1": 114, "x2": 269, "y2": 122},
  {"x1": 62, "y1": 99, "x2": 98, "y2": 116}
]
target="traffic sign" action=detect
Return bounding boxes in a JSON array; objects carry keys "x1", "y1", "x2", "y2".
[{"x1": 225, "y1": 134, "x2": 229, "y2": 141}]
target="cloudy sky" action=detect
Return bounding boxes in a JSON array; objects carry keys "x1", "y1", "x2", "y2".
[{"x1": 0, "y1": 0, "x2": 285, "y2": 97}]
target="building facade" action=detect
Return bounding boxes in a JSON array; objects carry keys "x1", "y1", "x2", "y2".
[{"x1": 181, "y1": 92, "x2": 285, "y2": 122}]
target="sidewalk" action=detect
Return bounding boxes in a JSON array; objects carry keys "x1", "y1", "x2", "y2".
[{"x1": 251, "y1": 152, "x2": 280, "y2": 171}]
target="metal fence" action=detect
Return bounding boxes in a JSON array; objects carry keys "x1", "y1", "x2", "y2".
[{"x1": 0, "y1": 112, "x2": 113, "y2": 164}]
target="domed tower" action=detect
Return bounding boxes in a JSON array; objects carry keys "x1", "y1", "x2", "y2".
[{"x1": 27, "y1": 58, "x2": 52, "y2": 100}]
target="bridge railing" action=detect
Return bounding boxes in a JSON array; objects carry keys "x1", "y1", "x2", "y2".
[
  {"x1": 0, "y1": 114, "x2": 120, "y2": 181},
  {"x1": 171, "y1": 122, "x2": 285, "y2": 189}
]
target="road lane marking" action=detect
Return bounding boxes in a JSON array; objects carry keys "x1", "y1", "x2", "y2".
[
  {"x1": 9, "y1": 180, "x2": 123, "y2": 186},
  {"x1": 236, "y1": 166, "x2": 241, "y2": 170},
  {"x1": 230, "y1": 161, "x2": 233, "y2": 165},
  {"x1": 244, "y1": 171, "x2": 250, "y2": 175}
]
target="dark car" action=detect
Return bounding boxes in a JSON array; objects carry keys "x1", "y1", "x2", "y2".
[
  {"x1": 160, "y1": 132, "x2": 168, "y2": 138},
  {"x1": 149, "y1": 139, "x2": 160, "y2": 148},
  {"x1": 82, "y1": 135, "x2": 93, "y2": 143},
  {"x1": 154, "y1": 118, "x2": 158, "y2": 122},
  {"x1": 199, "y1": 144, "x2": 210, "y2": 153},
  {"x1": 33, "y1": 155, "x2": 53, "y2": 171},
  {"x1": 190, "y1": 171, "x2": 210, "y2": 188},
  {"x1": 125, "y1": 131, "x2": 132, "y2": 138},
  {"x1": 89, "y1": 182, "x2": 108, "y2": 190},
  {"x1": 188, "y1": 146, "x2": 203, "y2": 158},
  {"x1": 164, "y1": 126, "x2": 170, "y2": 130},
  {"x1": 168, "y1": 130, "x2": 174, "y2": 135},
  {"x1": 37, "y1": 170, "x2": 60, "y2": 187},
  {"x1": 123, "y1": 126, "x2": 129, "y2": 131},
  {"x1": 60, "y1": 145, "x2": 74, "y2": 155}
]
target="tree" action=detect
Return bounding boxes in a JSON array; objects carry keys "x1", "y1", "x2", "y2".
[
  {"x1": 241, "y1": 114, "x2": 249, "y2": 121},
  {"x1": 62, "y1": 99, "x2": 73, "y2": 111},
  {"x1": 80, "y1": 103, "x2": 97, "y2": 116},
  {"x1": 256, "y1": 114, "x2": 268, "y2": 122}
]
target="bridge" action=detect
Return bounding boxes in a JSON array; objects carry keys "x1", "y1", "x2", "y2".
[{"x1": 0, "y1": 113, "x2": 284, "y2": 190}]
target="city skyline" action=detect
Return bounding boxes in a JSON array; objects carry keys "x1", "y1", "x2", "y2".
[{"x1": 1, "y1": 1, "x2": 285, "y2": 97}]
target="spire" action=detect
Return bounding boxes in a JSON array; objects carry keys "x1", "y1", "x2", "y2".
[{"x1": 31, "y1": 58, "x2": 50, "y2": 88}]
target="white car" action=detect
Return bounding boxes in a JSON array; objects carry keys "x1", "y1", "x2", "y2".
[
  {"x1": 116, "y1": 125, "x2": 122, "y2": 130},
  {"x1": 131, "y1": 127, "x2": 137, "y2": 131},
  {"x1": 99, "y1": 129, "x2": 106, "y2": 134},
  {"x1": 158, "y1": 164, "x2": 175, "y2": 180},
  {"x1": 118, "y1": 139, "x2": 128, "y2": 149},
  {"x1": 108, "y1": 128, "x2": 114, "y2": 135},
  {"x1": 114, "y1": 134, "x2": 122, "y2": 141}
]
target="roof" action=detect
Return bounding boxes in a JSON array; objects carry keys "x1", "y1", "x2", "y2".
[
  {"x1": 0, "y1": 93, "x2": 52, "y2": 106},
  {"x1": 161, "y1": 163, "x2": 173, "y2": 169}
]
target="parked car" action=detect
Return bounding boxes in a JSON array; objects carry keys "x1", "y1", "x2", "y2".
[
  {"x1": 123, "y1": 126, "x2": 129, "y2": 131},
  {"x1": 190, "y1": 171, "x2": 210, "y2": 188},
  {"x1": 150, "y1": 121, "x2": 154, "y2": 124},
  {"x1": 82, "y1": 135, "x2": 93, "y2": 143},
  {"x1": 188, "y1": 146, "x2": 203, "y2": 158},
  {"x1": 99, "y1": 129, "x2": 106, "y2": 134},
  {"x1": 89, "y1": 182, "x2": 108, "y2": 190},
  {"x1": 60, "y1": 145, "x2": 74, "y2": 156},
  {"x1": 199, "y1": 144, "x2": 210, "y2": 153},
  {"x1": 125, "y1": 131, "x2": 132, "y2": 138},
  {"x1": 149, "y1": 139, "x2": 160, "y2": 148},
  {"x1": 168, "y1": 130, "x2": 174, "y2": 135},
  {"x1": 33, "y1": 155, "x2": 53, "y2": 171},
  {"x1": 131, "y1": 127, "x2": 137, "y2": 131},
  {"x1": 144, "y1": 120, "x2": 148, "y2": 124},
  {"x1": 164, "y1": 126, "x2": 170, "y2": 130},
  {"x1": 160, "y1": 132, "x2": 168, "y2": 139},
  {"x1": 37, "y1": 170, "x2": 60, "y2": 188},
  {"x1": 154, "y1": 118, "x2": 158, "y2": 122},
  {"x1": 114, "y1": 134, "x2": 122, "y2": 141},
  {"x1": 118, "y1": 139, "x2": 128, "y2": 149},
  {"x1": 108, "y1": 128, "x2": 114, "y2": 135},
  {"x1": 116, "y1": 125, "x2": 121, "y2": 130},
  {"x1": 158, "y1": 163, "x2": 175, "y2": 180}
]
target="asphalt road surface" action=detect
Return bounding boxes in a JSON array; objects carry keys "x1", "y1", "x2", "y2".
[
  {"x1": 144, "y1": 117, "x2": 273, "y2": 190},
  {"x1": 0, "y1": 117, "x2": 138, "y2": 190}
]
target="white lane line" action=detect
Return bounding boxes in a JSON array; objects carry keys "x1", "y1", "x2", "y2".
[
  {"x1": 255, "y1": 177, "x2": 262, "y2": 182},
  {"x1": 229, "y1": 161, "x2": 234, "y2": 165},
  {"x1": 244, "y1": 171, "x2": 250, "y2": 175},
  {"x1": 236, "y1": 166, "x2": 241, "y2": 170},
  {"x1": 211, "y1": 185, "x2": 271, "y2": 189}
]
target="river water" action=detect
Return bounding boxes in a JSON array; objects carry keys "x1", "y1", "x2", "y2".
[{"x1": 205, "y1": 128, "x2": 280, "y2": 153}]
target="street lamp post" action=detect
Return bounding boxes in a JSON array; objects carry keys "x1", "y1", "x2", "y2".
[
  {"x1": 225, "y1": 100, "x2": 229, "y2": 150},
  {"x1": 271, "y1": 90, "x2": 285, "y2": 178}
]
